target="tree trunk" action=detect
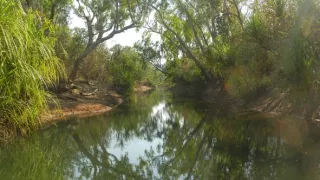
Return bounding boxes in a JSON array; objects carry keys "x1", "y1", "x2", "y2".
[
  {"x1": 44, "y1": 3, "x2": 57, "y2": 36},
  {"x1": 49, "y1": 2, "x2": 57, "y2": 22},
  {"x1": 21, "y1": 0, "x2": 32, "y2": 13},
  {"x1": 69, "y1": 44, "x2": 97, "y2": 82},
  {"x1": 69, "y1": 57, "x2": 82, "y2": 82}
]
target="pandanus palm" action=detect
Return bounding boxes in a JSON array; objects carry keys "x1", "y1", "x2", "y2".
[{"x1": 0, "y1": 1, "x2": 63, "y2": 133}]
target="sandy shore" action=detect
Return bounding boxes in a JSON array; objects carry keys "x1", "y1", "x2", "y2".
[{"x1": 40, "y1": 85, "x2": 153, "y2": 125}]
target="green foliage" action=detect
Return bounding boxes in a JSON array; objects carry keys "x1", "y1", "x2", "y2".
[
  {"x1": 108, "y1": 45, "x2": 164, "y2": 94},
  {"x1": 166, "y1": 57, "x2": 203, "y2": 83},
  {"x1": 79, "y1": 45, "x2": 110, "y2": 81},
  {"x1": 148, "y1": 0, "x2": 243, "y2": 83},
  {"x1": 0, "y1": 1, "x2": 63, "y2": 130},
  {"x1": 59, "y1": 28, "x2": 87, "y2": 73},
  {"x1": 68, "y1": 0, "x2": 150, "y2": 81},
  {"x1": 108, "y1": 45, "x2": 142, "y2": 93},
  {"x1": 0, "y1": 0, "x2": 319, "y2": 135},
  {"x1": 225, "y1": 67, "x2": 272, "y2": 98},
  {"x1": 20, "y1": 0, "x2": 72, "y2": 24},
  {"x1": 206, "y1": 35, "x2": 233, "y2": 78},
  {"x1": 246, "y1": 14, "x2": 267, "y2": 42},
  {"x1": 151, "y1": 0, "x2": 319, "y2": 102}
]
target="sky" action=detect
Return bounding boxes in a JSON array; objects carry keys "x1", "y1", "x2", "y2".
[{"x1": 69, "y1": 10, "x2": 155, "y2": 48}]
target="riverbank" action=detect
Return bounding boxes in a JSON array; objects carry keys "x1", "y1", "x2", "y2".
[
  {"x1": 40, "y1": 91, "x2": 123, "y2": 125},
  {"x1": 0, "y1": 83, "x2": 154, "y2": 144},
  {"x1": 169, "y1": 84, "x2": 320, "y2": 150},
  {"x1": 41, "y1": 83, "x2": 154, "y2": 126},
  {"x1": 170, "y1": 83, "x2": 320, "y2": 123}
]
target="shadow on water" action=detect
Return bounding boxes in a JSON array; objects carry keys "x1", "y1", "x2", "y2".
[{"x1": 1, "y1": 90, "x2": 320, "y2": 179}]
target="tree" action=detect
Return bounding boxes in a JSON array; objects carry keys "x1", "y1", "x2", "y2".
[
  {"x1": 134, "y1": 35, "x2": 168, "y2": 75},
  {"x1": 146, "y1": 0, "x2": 244, "y2": 85},
  {"x1": 69, "y1": 0, "x2": 150, "y2": 81},
  {"x1": 108, "y1": 45, "x2": 144, "y2": 93},
  {"x1": 79, "y1": 45, "x2": 110, "y2": 82}
]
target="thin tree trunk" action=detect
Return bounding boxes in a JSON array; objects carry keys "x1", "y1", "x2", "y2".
[
  {"x1": 44, "y1": 2, "x2": 57, "y2": 36},
  {"x1": 69, "y1": 44, "x2": 97, "y2": 81},
  {"x1": 69, "y1": 57, "x2": 83, "y2": 82},
  {"x1": 26, "y1": 0, "x2": 32, "y2": 9},
  {"x1": 21, "y1": 0, "x2": 32, "y2": 13},
  {"x1": 49, "y1": 2, "x2": 57, "y2": 21}
]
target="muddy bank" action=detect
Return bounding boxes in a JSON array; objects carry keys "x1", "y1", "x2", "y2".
[
  {"x1": 246, "y1": 88, "x2": 320, "y2": 122},
  {"x1": 41, "y1": 84, "x2": 153, "y2": 126},
  {"x1": 41, "y1": 91, "x2": 123, "y2": 125}
]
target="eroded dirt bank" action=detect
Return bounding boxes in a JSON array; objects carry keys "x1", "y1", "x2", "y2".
[
  {"x1": 41, "y1": 91, "x2": 123, "y2": 124},
  {"x1": 41, "y1": 83, "x2": 153, "y2": 126}
]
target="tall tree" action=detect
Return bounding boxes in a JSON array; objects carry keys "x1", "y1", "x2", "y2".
[
  {"x1": 69, "y1": 0, "x2": 149, "y2": 81},
  {"x1": 134, "y1": 36, "x2": 168, "y2": 75},
  {"x1": 146, "y1": 0, "x2": 244, "y2": 85}
]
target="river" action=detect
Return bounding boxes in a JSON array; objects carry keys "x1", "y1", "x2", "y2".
[{"x1": 0, "y1": 90, "x2": 320, "y2": 180}]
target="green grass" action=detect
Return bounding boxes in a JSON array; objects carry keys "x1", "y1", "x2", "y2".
[{"x1": 0, "y1": 1, "x2": 63, "y2": 133}]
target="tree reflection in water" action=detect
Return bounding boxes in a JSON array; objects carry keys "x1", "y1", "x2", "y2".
[{"x1": 1, "y1": 91, "x2": 320, "y2": 179}]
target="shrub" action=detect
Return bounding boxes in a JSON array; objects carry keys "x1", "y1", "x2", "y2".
[{"x1": 0, "y1": 1, "x2": 63, "y2": 131}]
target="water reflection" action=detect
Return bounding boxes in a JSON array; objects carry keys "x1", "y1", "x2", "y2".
[{"x1": 1, "y1": 91, "x2": 320, "y2": 179}]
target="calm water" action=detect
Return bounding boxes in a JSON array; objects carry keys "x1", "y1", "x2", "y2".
[{"x1": 1, "y1": 91, "x2": 320, "y2": 180}]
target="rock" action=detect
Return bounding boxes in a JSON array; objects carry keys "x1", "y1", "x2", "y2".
[
  {"x1": 57, "y1": 94, "x2": 78, "y2": 101},
  {"x1": 314, "y1": 119, "x2": 320, "y2": 122},
  {"x1": 80, "y1": 92, "x2": 93, "y2": 96},
  {"x1": 70, "y1": 84, "x2": 78, "y2": 89},
  {"x1": 71, "y1": 89, "x2": 81, "y2": 95}
]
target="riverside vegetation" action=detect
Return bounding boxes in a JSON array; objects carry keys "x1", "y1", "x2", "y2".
[{"x1": 0, "y1": 0, "x2": 320, "y2": 142}]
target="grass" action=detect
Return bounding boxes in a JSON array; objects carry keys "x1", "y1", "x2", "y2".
[{"x1": 0, "y1": 0, "x2": 63, "y2": 134}]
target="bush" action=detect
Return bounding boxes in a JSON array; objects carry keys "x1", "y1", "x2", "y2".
[
  {"x1": 225, "y1": 66, "x2": 271, "y2": 98},
  {"x1": 0, "y1": 1, "x2": 63, "y2": 131}
]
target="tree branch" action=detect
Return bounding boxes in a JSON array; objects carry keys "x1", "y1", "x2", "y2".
[
  {"x1": 150, "y1": 4, "x2": 214, "y2": 82},
  {"x1": 99, "y1": 23, "x2": 137, "y2": 43}
]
